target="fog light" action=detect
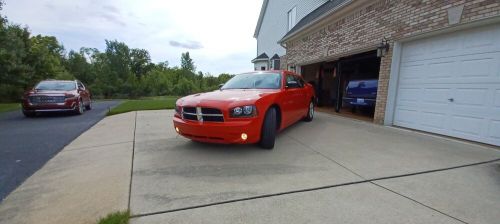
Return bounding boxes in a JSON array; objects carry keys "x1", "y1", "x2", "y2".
[
  {"x1": 175, "y1": 127, "x2": 179, "y2": 133},
  {"x1": 241, "y1": 133, "x2": 248, "y2": 140}
]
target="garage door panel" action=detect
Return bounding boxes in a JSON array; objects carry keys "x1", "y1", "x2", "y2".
[
  {"x1": 454, "y1": 88, "x2": 488, "y2": 107},
  {"x1": 463, "y1": 25, "x2": 499, "y2": 51},
  {"x1": 489, "y1": 120, "x2": 500, "y2": 140},
  {"x1": 394, "y1": 108, "x2": 419, "y2": 125},
  {"x1": 422, "y1": 88, "x2": 451, "y2": 104},
  {"x1": 419, "y1": 111, "x2": 446, "y2": 130},
  {"x1": 396, "y1": 87, "x2": 420, "y2": 103},
  {"x1": 394, "y1": 23, "x2": 500, "y2": 146},
  {"x1": 399, "y1": 63, "x2": 425, "y2": 82},
  {"x1": 494, "y1": 89, "x2": 500, "y2": 107},
  {"x1": 427, "y1": 60, "x2": 456, "y2": 79},
  {"x1": 459, "y1": 54, "x2": 498, "y2": 79},
  {"x1": 450, "y1": 115, "x2": 484, "y2": 137}
]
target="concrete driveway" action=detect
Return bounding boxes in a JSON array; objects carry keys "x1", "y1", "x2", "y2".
[
  {"x1": 0, "y1": 110, "x2": 498, "y2": 224},
  {"x1": 129, "y1": 111, "x2": 499, "y2": 224}
]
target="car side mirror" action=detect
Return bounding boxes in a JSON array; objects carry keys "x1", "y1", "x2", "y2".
[
  {"x1": 218, "y1": 83, "x2": 224, "y2": 89},
  {"x1": 286, "y1": 80, "x2": 298, "y2": 89}
]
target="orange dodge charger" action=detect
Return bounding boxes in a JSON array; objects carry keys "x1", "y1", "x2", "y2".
[{"x1": 173, "y1": 70, "x2": 315, "y2": 149}]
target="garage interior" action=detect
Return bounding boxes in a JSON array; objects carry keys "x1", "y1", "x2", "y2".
[{"x1": 301, "y1": 50, "x2": 381, "y2": 122}]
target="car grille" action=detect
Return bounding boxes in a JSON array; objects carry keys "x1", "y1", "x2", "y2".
[
  {"x1": 29, "y1": 96, "x2": 65, "y2": 104},
  {"x1": 182, "y1": 107, "x2": 224, "y2": 122}
]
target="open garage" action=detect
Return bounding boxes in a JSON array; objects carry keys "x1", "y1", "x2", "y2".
[{"x1": 300, "y1": 51, "x2": 381, "y2": 122}]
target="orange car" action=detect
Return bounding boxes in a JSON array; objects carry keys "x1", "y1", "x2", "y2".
[{"x1": 173, "y1": 70, "x2": 315, "y2": 149}]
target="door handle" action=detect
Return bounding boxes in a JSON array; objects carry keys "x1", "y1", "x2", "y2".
[{"x1": 448, "y1": 98, "x2": 454, "y2": 102}]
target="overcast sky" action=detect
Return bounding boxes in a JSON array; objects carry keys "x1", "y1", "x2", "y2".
[{"x1": 2, "y1": 0, "x2": 262, "y2": 75}]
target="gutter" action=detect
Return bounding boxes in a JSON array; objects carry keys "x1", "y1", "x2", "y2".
[{"x1": 278, "y1": 0, "x2": 353, "y2": 44}]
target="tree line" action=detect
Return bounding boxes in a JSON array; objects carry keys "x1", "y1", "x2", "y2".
[{"x1": 0, "y1": 1, "x2": 233, "y2": 102}]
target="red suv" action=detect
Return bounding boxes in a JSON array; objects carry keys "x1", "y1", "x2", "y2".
[{"x1": 21, "y1": 80, "x2": 92, "y2": 117}]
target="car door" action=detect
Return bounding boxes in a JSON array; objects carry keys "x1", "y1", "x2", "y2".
[
  {"x1": 282, "y1": 73, "x2": 303, "y2": 126},
  {"x1": 295, "y1": 75, "x2": 309, "y2": 117},
  {"x1": 77, "y1": 81, "x2": 90, "y2": 105}
]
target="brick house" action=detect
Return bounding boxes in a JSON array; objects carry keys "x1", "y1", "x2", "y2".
[{"x1": 256, "y1": 0, "x2": 500, "y2": 146}]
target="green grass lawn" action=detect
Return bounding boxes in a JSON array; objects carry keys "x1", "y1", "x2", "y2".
[
  {"x1": 97, "y1": 211, "x2": 129, "y2": 224},
  {"x1": 0, "y1": 103, "x2": 20, "y2": 113},
  {"x1": 107, "y1": 96, "x2": 177, "y2": 116}
]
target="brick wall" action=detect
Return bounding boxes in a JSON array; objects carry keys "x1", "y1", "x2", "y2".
[{"x1": 283, "y1": 0, "x2": 500, "y2": 124}]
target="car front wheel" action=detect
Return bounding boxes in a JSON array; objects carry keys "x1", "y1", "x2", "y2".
[
  {"x1": 75, "y1": 100, "x2": 84, "y2": 115},
  {"x1": 259, "y1": 107, "x2": 277, "y2": 150}
]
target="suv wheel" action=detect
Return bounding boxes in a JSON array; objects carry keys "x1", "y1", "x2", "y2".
[{"x1": 259, "y1": 107, "x2": 277, "y2": 150}]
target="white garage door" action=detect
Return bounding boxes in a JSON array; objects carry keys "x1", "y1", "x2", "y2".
[{"x1": 394, "y1": 23, "x2": 500, "y2": 146}]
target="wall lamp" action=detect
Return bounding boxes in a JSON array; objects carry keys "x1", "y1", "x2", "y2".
[{"x1": 377, "y1": 38, "x2": 390, "y2": 57}]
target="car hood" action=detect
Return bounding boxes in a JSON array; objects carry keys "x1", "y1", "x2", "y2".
[{"x1": 177, "y1": 89, "x2": 279, "y2": 107}]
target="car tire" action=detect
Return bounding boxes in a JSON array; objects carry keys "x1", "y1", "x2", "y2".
[
  {"x1": 259, "y1": 107, "x2": 277, "y2": 150},
  {"x1": 85, "y1": 99, "x2": 92, "y2": 110},
  {"x1": 22, "y1": 110, "x2": 36, "y2": 117},
  {"x1": 75, "y1": 100, "x2": 84, "y2": 115},
  {"x1": 303, "y1": 100, "x2": 314, "y2": 122}
]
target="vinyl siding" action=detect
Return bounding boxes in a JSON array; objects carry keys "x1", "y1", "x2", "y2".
[{"x1": 256, "y1": 0, "x2": 327, "y2": 58}]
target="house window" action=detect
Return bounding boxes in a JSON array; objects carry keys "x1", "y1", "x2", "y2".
[
  {"x1": 288, "y1": 6, "x2": 297, "y2": 31},
  {"x1": 272, "y1": 60, "x2": 280, "y2": 70},
  {"x1": 261, "y1": 66, "x2": 266, "y2": 71}
]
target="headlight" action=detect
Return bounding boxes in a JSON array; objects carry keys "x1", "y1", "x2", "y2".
[
  {"x1": 175, "y1": 105, "x2": 182, "y2": 114},
  {"x1": 230, "y1": 105, "x2": 257, "y2": 117},
  {"x1": 65, "y1": 93, "x2": 76, "y2": 99}
]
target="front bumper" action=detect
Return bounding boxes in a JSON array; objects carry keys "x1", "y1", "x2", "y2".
[
  {"x1": 173, "y1": 116, "x2": 262, "y2": 144},
  {"x1": 22, "y1": 98, "x2": 79, "y2": 112}
]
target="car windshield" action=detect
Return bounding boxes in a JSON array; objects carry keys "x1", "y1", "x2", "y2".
[
  {"x1": 221, "y1": 73, "x2": 281, "y2": 90},
  {"x1": 35, "y1": 81, "x2": 76, "y2": 91}
]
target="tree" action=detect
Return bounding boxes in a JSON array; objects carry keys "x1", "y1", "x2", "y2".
[
  {"x1": 181, "y1": 51, "x2": 195, "y2": 72},
  {"x1": 130, "y1": 48, "x2": 153, "y2": 78},
  {"x1": 65, "y1": 49, "x2": 94, "y2": 84},
  {"x1": 26, "y1": 35, "x2": 69, "y2": 85}
]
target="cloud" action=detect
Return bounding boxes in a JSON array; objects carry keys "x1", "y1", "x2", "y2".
[
  {"x1": 102, "y1": 5, "x2": 120, "y2": 14},
  {"x1": 98, "y1": 12, "x2": 126, "y2": 27},
  {"x1": 2, "y1": 0, "x2": 261, "y2": 74},
  {"x1": 169, "y1": 40, "x2": 203, "y2": 50}
]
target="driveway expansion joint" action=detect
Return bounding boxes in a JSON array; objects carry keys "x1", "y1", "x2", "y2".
[
  {"x1": 128, "y1": 158, "x2": 499, "y2": 219},
  {"x1": 370, "y1": 182, "x2": 469, "y2": 224},
  {"x1": 128, "y1": 111, "x2": 138, "y2": 210},
  {"x1": 63, "y1": 141, "x2": 134, "y2": 152}
]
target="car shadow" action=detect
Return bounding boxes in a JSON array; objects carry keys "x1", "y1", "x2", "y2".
[{"x1": 26, "y1": 111, "x2": 78, "y2": 118}]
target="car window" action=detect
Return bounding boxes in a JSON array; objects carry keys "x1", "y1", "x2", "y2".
[
  {"x1": 286, "y1": 75, "x2": 302, "y2": 88},
  {"x1": 221, "y1": 73, "x2": 281, "y2": 89},
  {"x1": 77, "y1": 82, "x2": 85, "y2": 90}
]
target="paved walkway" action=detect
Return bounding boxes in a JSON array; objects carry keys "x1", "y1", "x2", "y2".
[{"x1": 0, "y1": 110, "x2": 499, "y2": 224}]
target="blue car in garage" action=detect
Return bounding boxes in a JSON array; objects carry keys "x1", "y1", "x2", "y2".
[{"x1": 342, "y1": 79, "x2": 378, "y2": 112}]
